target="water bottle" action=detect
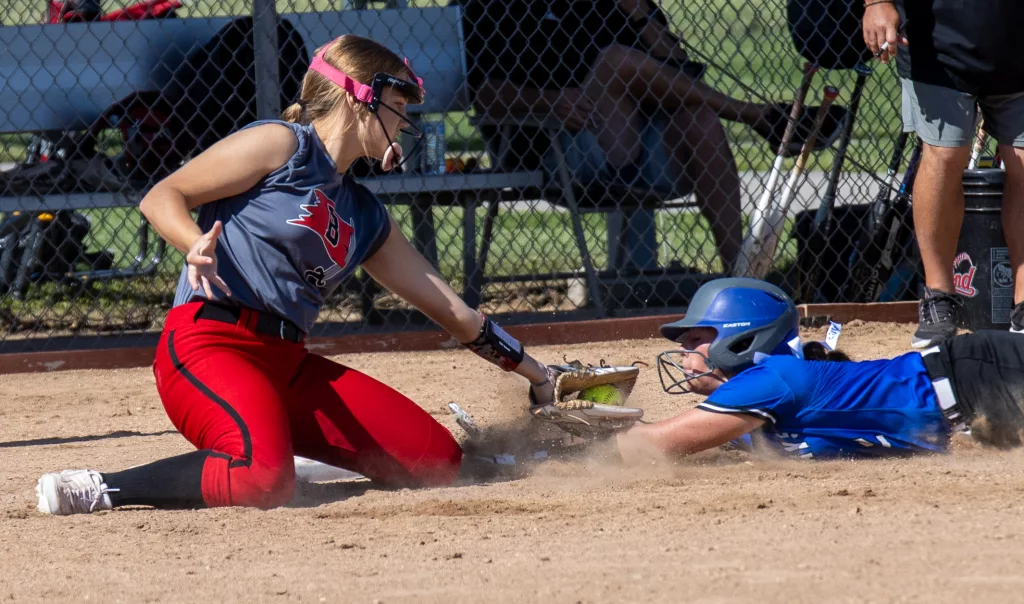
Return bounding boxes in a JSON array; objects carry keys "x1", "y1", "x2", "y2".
[{"x1": 420, "y1": 119, "x2": 446, "y2": 174}]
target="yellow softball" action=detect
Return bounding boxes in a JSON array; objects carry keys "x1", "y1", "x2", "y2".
[{"x1": 579, "y1": 384, "x2": 623, "y2": 406}]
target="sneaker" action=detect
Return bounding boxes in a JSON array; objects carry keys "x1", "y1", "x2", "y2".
[
  {"x1": 1011, "y1": 302, "x2": 1024, "y2": 334},
  {"x1": 36, "y1": 470, "x2": 114, "y2": 515},
  {"x1": 911, "y1": 287, "x2": 961, "y2": 349}
]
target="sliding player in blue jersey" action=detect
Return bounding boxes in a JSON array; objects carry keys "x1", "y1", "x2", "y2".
[{"x1": 609, "y1": 278, "x2": 1024, "y2": 464}]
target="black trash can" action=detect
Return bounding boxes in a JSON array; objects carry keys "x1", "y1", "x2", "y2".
[{"x1": 955, "y1": 169, "x2": 1013, "y2": 330}]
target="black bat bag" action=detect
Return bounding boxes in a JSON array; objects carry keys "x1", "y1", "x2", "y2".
[{"x1": 787, "y1": 0, "x2": 872, "y2": 70}]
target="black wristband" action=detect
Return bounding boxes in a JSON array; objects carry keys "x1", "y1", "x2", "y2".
[{"x1": 464, "y1": 316, "x2": 524, "y2": 372}]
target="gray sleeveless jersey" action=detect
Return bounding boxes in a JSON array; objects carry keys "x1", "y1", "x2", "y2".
[{"x1": 173, "y1": 120, "x2": 391, "y2": 332}]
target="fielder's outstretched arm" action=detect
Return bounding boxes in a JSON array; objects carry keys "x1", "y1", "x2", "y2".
[{"x1": 362, "y1": 216, "x2": 554, "y2": 400}]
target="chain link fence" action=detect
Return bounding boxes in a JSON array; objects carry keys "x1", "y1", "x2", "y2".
[{"x1": 0, "y1": 0, "x2": 925, "y2": 352}]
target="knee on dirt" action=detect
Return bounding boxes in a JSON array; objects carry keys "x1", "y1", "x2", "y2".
[{"x1": 232, "y1": 458, "x2": 297, "y2": 509}]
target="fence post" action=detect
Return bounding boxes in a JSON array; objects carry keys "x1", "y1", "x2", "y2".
[{"x1": 252, "y1": 0, "x2": 282, "y2": 120}]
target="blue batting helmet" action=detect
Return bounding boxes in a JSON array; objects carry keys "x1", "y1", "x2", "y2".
[{"x1": 657, "y1": 278, "x2": 800, "y2": 393}]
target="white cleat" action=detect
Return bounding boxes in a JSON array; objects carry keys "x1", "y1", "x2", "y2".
[{"x1": 36, "y1": 470, "x2": 114, "y2": 515}]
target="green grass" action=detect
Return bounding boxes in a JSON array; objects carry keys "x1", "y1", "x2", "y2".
[{"x1": 76, "y1": 203, "x2": 735, "y2": 284}]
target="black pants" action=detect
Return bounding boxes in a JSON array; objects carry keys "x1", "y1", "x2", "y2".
[{"x1": 923, "y1": 330, "x2": 1024, "y2": 448}]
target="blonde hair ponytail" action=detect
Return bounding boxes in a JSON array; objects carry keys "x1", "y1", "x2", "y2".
[{"x1": 281, "y1": 100, "x2": 308, "y2": 124}]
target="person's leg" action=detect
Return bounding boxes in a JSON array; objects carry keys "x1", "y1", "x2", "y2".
[
  {"x1": 902, "y1": 79, "x2": 977, "y2": 348},
  {"x1": 583, "y1": 43, "x2": 844, "y2": 155},
  {"x1": 913, "y1": 144, "x2": 972, "y2": 292},
  {"x1": 999, "y1": 145, "x2": 1024, "y2": 308},
  {"x1": 112, "y1": 326, "x2": 300, "y2": 508},
  {"x1": 37, "y1": 307, "x2": 303, "y2": 514},
  {"x1": 585, "y1": 44, "x2": 764, "y2": 129},
  {"x1": 286, "y1": 354, "x2": 462, "y2": 488},
  {"x1": 661, "y1": 104, "x2": 742, "y2": 272},
  {"x1": 979, "y1": 91, "x2": 1024, "y2": 314},
  {"x1": 939, "y1": 330, "x2": 1024, "y2": 448},
  {"x1": 587, "y1": 85, "x2": 643, "y2": 169}
]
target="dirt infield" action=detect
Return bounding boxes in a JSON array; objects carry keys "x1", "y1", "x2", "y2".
[{"x1": 4, "y1": 321, "x2": 1024, "y2": 603}]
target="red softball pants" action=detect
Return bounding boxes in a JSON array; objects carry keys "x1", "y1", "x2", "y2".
[{"x1": 153, "y1": 302, "x2": 463, "y2": 508}]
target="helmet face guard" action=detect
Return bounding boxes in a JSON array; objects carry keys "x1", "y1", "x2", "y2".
[
  {"x1": 657, "y1": 348, "x2": 722, "y2": 395},
  {"x1": 308, "y1": 46, "x2": 425, "y2": 170}
]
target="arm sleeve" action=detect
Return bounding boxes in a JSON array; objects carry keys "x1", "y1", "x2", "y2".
[{"x1": 697, "y1": 365, "x2": 796, "y2": 426}]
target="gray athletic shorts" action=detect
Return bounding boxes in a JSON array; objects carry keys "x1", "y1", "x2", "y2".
[{"x1": 902, "y1": 79, "x2": 1024, "y2": 148}]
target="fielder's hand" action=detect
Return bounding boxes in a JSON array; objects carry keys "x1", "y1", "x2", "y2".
[
  {"x1": 529, "y1": 370, "x2": 556, "y2": 407},
  {"x1": 529, "y1": 360, "x2": 645, "y2": 439},
  {"x1": 187, "y1": 220, "x2": 232, "y2": 298}
]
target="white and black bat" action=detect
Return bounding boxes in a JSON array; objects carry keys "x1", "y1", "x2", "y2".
[
  {"x1": 968, "y1": 116, "x2": 988, "y2": 170},
  {"x1": 734, "y1": 62, "x2": 818, "y2": 278},
  {"x1": 739, "y1": 84, "x2": 839, "y2": 280}
]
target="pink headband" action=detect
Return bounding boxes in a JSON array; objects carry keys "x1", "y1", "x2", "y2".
[
  {"x1": 404, "y1": 57, "x2": 424, "y2": 89},
  {"x1": 308, "y1": 44, "x2": 424, "y2": 103}
]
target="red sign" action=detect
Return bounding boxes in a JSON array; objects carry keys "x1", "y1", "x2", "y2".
[{"x1": 953, "y1": 251, "x2": 977, "y2": 297}]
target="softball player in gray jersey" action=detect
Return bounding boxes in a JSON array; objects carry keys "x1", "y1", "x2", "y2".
[{"x1": 36, "y1": 35, "x2": 557, "y2": 515}]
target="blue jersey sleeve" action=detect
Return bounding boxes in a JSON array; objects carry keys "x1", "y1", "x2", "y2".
[{"x1": 698, "y1": 365, "x2": 796, "y2": 425}]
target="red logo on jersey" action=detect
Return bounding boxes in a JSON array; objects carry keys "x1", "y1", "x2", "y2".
[
  {"x1": 953, "y1": 251, "x2": 977, "y2": 298},
  {"x1": 287, "y1": 189, "x2": 355, "y2": 268}
]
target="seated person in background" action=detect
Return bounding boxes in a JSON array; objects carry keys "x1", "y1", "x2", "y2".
[{"x1": 461, "y1": 0, "x2": 845, "y2": 272}]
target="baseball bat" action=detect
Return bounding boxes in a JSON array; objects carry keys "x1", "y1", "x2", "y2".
[
  {"x1": 843, "y1": 132, "x2": 910, "y2": 302},
  {"x1": 876, "y1": 138, "x2": 923, "y2": 302},
  {"x1": 744, "y1": 85, "x2": 840, "y2": 280},
  {"x1": 733, "y1": 61, "x2": 818, "y2": 278},
  {"x1": 871, "y1": 140, "x2": 922, "y2": 302},
  {"x1": 968, "y1": 117, "x2": 987, "y2": 170},
  {"x1": 814, "y1": 63, "x2": 872, "y2": 233}
]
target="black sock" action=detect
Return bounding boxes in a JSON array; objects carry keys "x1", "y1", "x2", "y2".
[{"x1": 102, "y1": 449, "x2": 214, "y2": 509}]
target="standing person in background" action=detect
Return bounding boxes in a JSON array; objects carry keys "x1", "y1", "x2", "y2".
[{"x1": 863, "y1": 0, "x2": 1024, "y2": 348}]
